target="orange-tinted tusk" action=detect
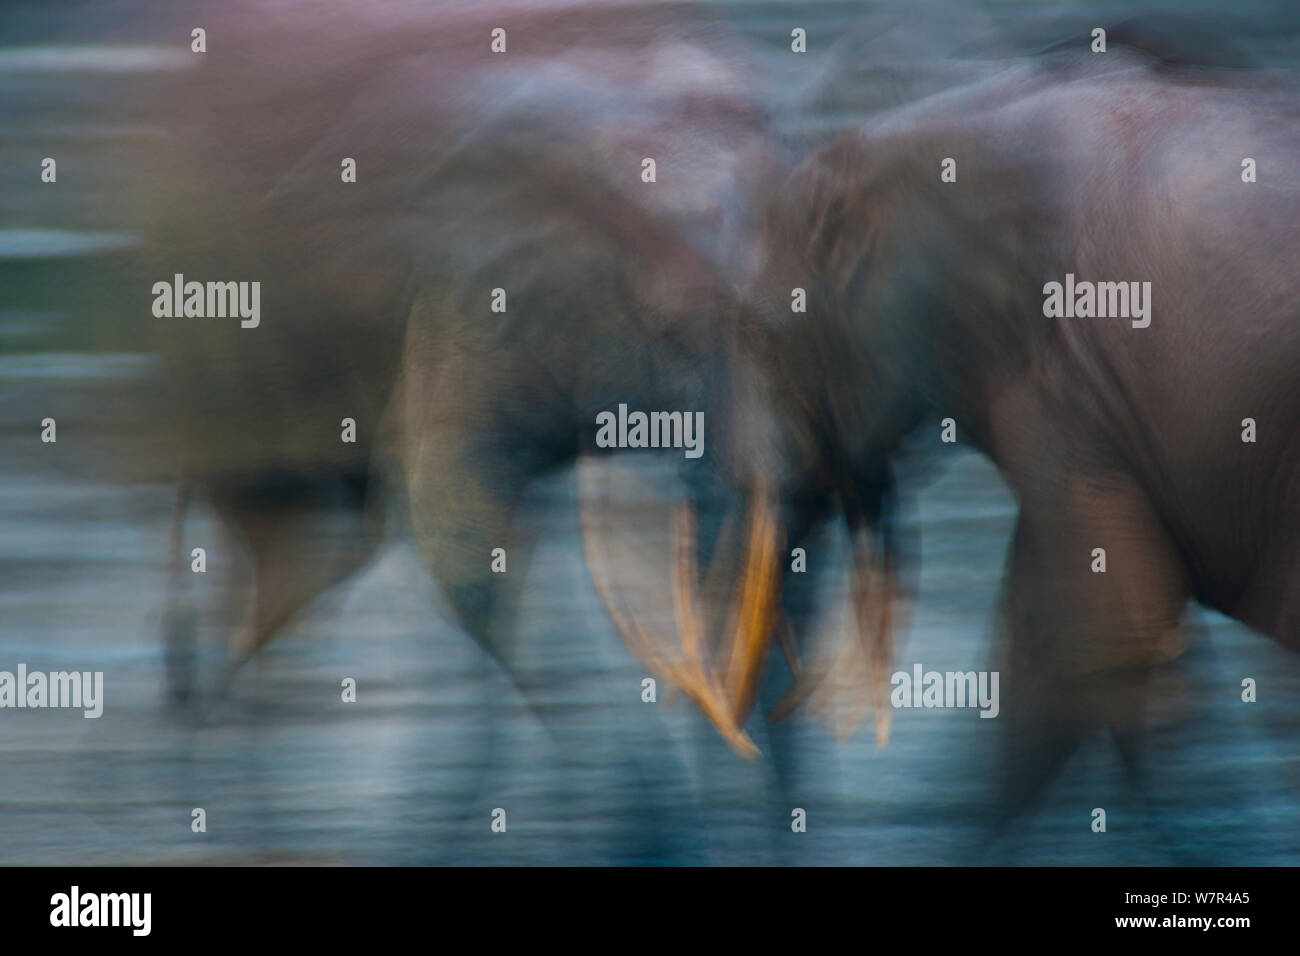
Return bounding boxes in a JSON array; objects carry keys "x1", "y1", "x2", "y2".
[
  {"x1": 721, "y1": 485, "x2": 784, "y2": 727},
  {"x1": 673, "y1": 503, "x2": 759, "y2": 757},
  {"x1": 577, "y1": 452, "x2": 759, "y2": 759},
  {"x1": 579, "y1": 474, "x2": 681, "y2": 688}
]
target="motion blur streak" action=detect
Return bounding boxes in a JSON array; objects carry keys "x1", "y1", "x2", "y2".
[{"x1": 1, "y1": 0, "x2": 1298, "y2": 865}]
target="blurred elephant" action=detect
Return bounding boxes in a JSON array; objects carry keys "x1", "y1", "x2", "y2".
[
  {"x1": 129, "y1": 0, "x2": 789, "y2": 755},
  {"x1": 709, "y1": 43, "x2": 1300, "y2": 818}
]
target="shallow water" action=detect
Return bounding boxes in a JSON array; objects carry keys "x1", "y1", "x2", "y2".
[{"x1": 1, "y1": 356, "x2": 1296, "y2": 865}]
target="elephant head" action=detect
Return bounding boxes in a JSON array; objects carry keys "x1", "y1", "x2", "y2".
[{"x1": 581, "y1": 140, "x2": 929, "y2": 753}]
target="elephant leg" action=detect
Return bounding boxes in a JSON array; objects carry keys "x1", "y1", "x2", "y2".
[
  {"x1": 197, "y1": 470, "x2": 386, "y2": 705},
  {"x1": 993, "y1": 466, "x2": 1191, "y2": 834},
  {"x1": 402, "y1": 421, "x2": 696, "y2": 863},
  {"x1": 398, "y1": 290, "x2": 563, "y2": 670},
  {"x1": 224, "y1": 472, "x2": 383, "y2": 657},
  {"x1": 404, "y1": 434, "x2": 537, "y2": 696},
  {"x1": 396, "y1": 410, "x2": 537, "y2": 858},
  {"x1": 399, "y1": 328, "x2": 545, "y2": 689},
  {"x1": 759, "y1": 509, "x2": 842, "y2": 862}
]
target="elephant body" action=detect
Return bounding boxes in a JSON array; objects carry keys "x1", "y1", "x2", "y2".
[
  {"x1": 741, "y1": 47, "x2": 1299, "y2": 809},
  {"x1": 135, "y1": 0, "x2": 774, "y2": 700}
]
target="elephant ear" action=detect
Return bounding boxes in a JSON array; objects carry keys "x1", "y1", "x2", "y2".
[
  {"x1": 748, "y1": 132, "x2": 887, "y2": 338},
  {"x1": 796, "y1": 136, "x2": 879, "y2": 277}
]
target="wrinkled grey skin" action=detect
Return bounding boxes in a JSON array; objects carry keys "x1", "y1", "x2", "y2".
[{"x1": 726, "y1": 48, "x2": 1300, "y2": 820}]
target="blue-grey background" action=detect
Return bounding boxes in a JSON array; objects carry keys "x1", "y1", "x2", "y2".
[{"x1": 1, "y1": 0, "x2": 1297, "y2": 865}]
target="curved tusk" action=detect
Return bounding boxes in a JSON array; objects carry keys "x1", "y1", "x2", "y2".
[
  {"x1": 672, "y1": 503, "x2": 759, "y2": 757},
  {"x1": 577, "y1": 454, "x2": 757, "y2": 758},
  {"x1": 578, "y1": 457, "x2": 685, "y2": 690},
  {"x1": 721, "y1": 483, "x2": 784, "y2": 727},
  {"x1": 768, "y1": 510, "x2": 900, "y2": 744}
]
